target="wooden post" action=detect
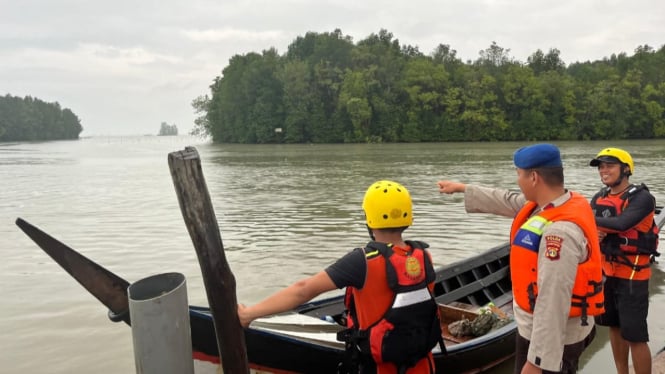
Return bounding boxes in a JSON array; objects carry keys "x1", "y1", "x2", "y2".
[{"x1": 168, "y1": 146, "x2": 249, "y2": 374}]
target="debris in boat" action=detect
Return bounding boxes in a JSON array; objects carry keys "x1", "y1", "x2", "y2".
[
  {"x1": 491, "y1": 316, "x2": 512, "y2": 330},
  {"x1": 470, "y1": 312, "x2": 497, "y2": 336},
  {"x1": 448, "y1": 317, "x2": 473, "y2": 337},
  {"x1": 448, "y1": 303, "x2": 513, "y2": 337},
  {"x1": 478, "y1": 302, "x2": 504, "y2": 317}
]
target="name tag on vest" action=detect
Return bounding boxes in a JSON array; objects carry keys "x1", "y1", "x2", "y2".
[{"x1": 392, "y1": 288, "x2": 431, "y2": 308}]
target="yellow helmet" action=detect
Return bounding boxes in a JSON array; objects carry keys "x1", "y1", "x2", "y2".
[
  {"x1": 362, "y1": 180, "x2": 413, "y2": 229},
  {"x1": 589, "y1": 147, "x2": 634, "y2": 175}
]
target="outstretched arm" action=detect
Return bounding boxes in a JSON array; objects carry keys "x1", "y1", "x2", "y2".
[
  {"x1": 438, "y1": 180, "x2": 467, "y2": 194},
  {"x1": 237, "y1": 270, "x2": 337, "y2": 327},
  {"x1": 438, "y1": 180, "x2": 525, "y2": 217}
]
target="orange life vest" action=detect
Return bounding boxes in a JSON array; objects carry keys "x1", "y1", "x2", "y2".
[
  {"x1": 510, "y1": 192, "x2": 604, "y2": 325},
  {"x1": 590, "y1": 183, "x2": 659, "y2": 280},
  {"x1": 340, "y1": 241, "x2": 440, "y2": 374}
]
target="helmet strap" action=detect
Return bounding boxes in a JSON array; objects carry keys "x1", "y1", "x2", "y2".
[
  {"x1": 609, "y1": 165, "x2": 630, "y2": 187},
  {"x1": 610, "y1": 175, "x2": 624, "y2": 187},
  {"x1": 366, "y1": 225, "x2": 375, "y2": 241}
]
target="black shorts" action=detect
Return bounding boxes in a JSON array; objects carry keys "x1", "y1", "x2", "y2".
[{"x1": 594, "y1": 276, "x2": 650, "y2": 342}]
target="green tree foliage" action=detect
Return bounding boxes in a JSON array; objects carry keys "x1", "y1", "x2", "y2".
[
  {"x1": 353, "y1": 30, "x2": 411, "y2": 142},
  {"x1": 190, "y1": 95, "x2": 211, "y2": 137},
  {"x1": 527, "y1": 48, "x2": 566, "y2": 75},
  {"x1": 196, "y1": 30, "x2": 665, "y2": 143},
  {"x1": 279, "y1": 60, "x2": 313, "y2": 143},
  {"x1": 643, "y1": 82, "x2": 665, "y2": 137},
  {"x1": 339, "y1": 69, "x2": 373, "y2": 141},
  {"x1": 0, "y1": 94, "x2": 83, "y2": 142},
  {"x1": 401, "y1": 56, "x2": 450, "y2": 141}
]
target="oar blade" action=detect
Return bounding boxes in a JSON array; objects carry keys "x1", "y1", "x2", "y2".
[{"x1": 15, "y1": 218, "x2": 131, "y2": 323}]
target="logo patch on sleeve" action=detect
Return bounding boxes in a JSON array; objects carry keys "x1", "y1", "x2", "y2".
[{"x1": 544, "y1": 235, "x2": 562, "y2": 260}]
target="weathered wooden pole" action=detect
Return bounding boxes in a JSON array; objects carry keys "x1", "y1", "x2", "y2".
[{"x1": 168, "y1": 146, "x2": 249, "y2": 374}]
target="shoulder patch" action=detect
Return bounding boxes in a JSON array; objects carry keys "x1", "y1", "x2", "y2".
[{"x1": 544, "y1": 235, "x2": 562, "y2": 260}]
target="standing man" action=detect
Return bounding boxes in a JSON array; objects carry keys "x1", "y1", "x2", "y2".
[
  {"x1": 589, "y1": 147, "x2": 659, "y2": 374},
  {"x1": 437, "y1": 143, "x2": 603, "y2": 374},
  {"x1": 238, "y1": 180, "x2": 441, "y2": 374}
]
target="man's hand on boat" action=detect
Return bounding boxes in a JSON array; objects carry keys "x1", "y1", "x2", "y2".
[
  {"x1": 237, "y1": 303, "x2": 253, "y2": 328},
  {"x1": 237, "y1": 271, "x2": 338, "y2": 328}
]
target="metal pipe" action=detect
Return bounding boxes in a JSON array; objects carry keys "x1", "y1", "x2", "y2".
[{"x1": 128, "y1": 272, "x2": 194, "y2": 374}]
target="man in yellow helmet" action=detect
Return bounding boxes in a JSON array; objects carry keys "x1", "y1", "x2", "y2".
[
  {"x1": 589, "y1": 147, "x2": 659, "y2": 374},
  {"x1": 238, "y1": 180, "x2": 441, "y2": 374},
  {"x1": 437, "y1": 143, "x2": 602, "y2": 374}
]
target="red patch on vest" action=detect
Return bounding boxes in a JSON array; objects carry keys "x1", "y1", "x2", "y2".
[{"x1": 544, "y1": 235, "x2": 562, "y2": 260}]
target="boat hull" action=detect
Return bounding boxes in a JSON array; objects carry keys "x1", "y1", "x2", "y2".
[{"x1": 188, "y1": 242, "x2": 517, "y2": 373}]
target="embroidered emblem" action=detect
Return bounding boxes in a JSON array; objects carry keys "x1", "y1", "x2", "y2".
[
  {"x1": 514, "y1": 230, "x2": 540, "y2": 252},
  {"x1": 405, "y1": 256, "x2": 422, "y2": 278},
  {"x1": 521, "y1": 235, "x2": 533, "y2": 246},
  {"x1": 545, "y1": 235, "x2": 562, "y2": 260}
]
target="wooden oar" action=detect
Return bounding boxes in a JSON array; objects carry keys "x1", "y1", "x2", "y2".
[
  {"x1": 15, "y1": 218, "x2": 131, "y2": 324},
  {"x1": 251, "y1": 313, "x2": 345, "y2": 334}
]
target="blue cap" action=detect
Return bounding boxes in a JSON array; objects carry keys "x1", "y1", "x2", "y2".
[{"x1": 513, "y1": 143, "x2": 562, "y2": 169}]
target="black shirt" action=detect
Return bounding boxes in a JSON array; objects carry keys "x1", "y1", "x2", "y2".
[{"x1": 325, "y1": 248, "x2": 367, "y2": 289}]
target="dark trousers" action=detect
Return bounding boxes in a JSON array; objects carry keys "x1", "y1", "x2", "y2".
[{"x1": 514, "y1": 326, "x2": 596, "y2": 374}]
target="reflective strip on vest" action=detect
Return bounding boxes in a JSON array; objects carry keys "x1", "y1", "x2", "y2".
[
  {"x1": 391, "y1": 288, "x2": 431, "y2": 308},
  {"x1": 514, "y1": 216, "x2": 551, "y2": 252}
]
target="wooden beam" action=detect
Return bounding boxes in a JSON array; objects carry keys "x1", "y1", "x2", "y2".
[{"x1": 168, "y1": 146, "x2": 249, "y2": 374}]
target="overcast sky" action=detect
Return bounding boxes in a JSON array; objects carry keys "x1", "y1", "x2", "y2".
[{"x1": 2, "y1": 0, "x2": 663, "y2": 136}]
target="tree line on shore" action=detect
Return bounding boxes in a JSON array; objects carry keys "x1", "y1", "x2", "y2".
[
  {"x1": 192, "y1": 29, "x2": 665, "y2": 144},
  {"x1": 0, "y1": 94, "x2": 83, "y2": 142}
]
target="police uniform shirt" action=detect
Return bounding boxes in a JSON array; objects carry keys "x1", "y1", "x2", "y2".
[{"x1": 463, "y1": 185, "x2": 595, "y2": 372}]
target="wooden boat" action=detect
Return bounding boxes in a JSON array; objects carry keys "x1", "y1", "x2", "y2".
[
  {"x1": 187, "y1": 241, "x2": 516, "y2": 373},
  {"x1": 16, "y1": 217, "x2": 515, "y2": 373},
  {"x1": 186, "y1": 208, "x2": 665, "y2": 374},
  {"x1": 16, "y1": 206, "x2": 664, "y2": 373}
]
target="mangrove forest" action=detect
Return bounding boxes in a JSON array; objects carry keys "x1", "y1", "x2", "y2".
[
  {"x1": 0, "y1": 95, "x2": 83, "y2": 142},
  {"x1": 192, "y1": 29, "x2": 665, "y2": 144}
]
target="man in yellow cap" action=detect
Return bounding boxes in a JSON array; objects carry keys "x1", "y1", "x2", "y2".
[
  {"x1": 437, "y1": 143, "x2": 602, "y2": 374},
  {"x1": 238, "y1": 180, "x2": 441, "y2": 374},
  {"x1": 589, "y1": 147, "x2": 659, "y2": 374}
]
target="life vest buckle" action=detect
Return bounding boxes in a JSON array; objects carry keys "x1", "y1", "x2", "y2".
[{"x1": 336, "y1": 328, "x2": 361, "y2": 343}]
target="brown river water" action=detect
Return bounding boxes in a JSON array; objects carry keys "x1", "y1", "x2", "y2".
[{"x1": 1, "y1": 137, "x2": 664, "y2": 373}]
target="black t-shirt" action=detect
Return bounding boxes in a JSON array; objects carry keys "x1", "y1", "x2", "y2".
[{"x1": 325, "y1": 248, "x2": 367, "y2": 290}]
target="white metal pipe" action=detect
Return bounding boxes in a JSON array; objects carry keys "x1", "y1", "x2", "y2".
[{"x1": 128, "y1": 272, "x2": 194, "y2": 374}]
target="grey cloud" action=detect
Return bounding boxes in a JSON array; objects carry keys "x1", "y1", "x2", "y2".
[{"x1": 1, "y1": 0, "x2": 663, "y2": 135}]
